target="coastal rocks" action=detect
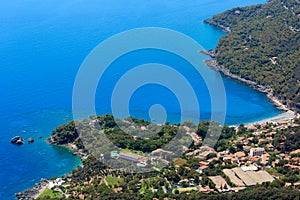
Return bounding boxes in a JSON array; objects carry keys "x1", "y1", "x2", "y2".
[
  {"x1": 46, "y1": 136, "x2": 55, "y2": 145},
  {"x1": 11, "y1": 136, "x2": 24, "y2": 145},
  {"x1": 204, "y1": 59, "x2": 266, "y2": 90},
  {"x1": 199, "y1": 50, "x2": 216, "y2": 58},
  {"x1": 11, "y1": 136, "x2": 36, "y2": 145},
  {"x1": 204, "y1": 18, "x2": 231, "y2": 32},
  {"x1": 203, "y1": 58, "x2": 289, "y2": 111},
  {"x1": 16, "y1": 179, "x2": 49, "y2": 200},
  {"x1": 28, "y1": 137, "x2": 34, "y2": 144}
]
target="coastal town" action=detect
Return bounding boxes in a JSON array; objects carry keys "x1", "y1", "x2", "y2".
[{"x1": 17, "y1": 112, "x2": 300, "y2": 199}]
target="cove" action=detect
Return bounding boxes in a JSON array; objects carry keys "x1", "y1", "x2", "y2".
[{"x1": 0, "y1": 0, "x2": 279, "y2": 199}]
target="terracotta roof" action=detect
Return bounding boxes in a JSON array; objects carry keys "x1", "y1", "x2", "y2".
[
  {"x1": 199, "y1": 161, "x2": 209, "y2": 166},
  {"x1": 199, "y1": 165, "x2": 209, "y2": 170},
  {"x1": 243, "y1": 146, "x2": 251, "y2": 150},
  {"x1": 291, "y1": 149, "x2": 300, "y2": 155},
  {"x1": 235, "y1": 151, "x2": 246, "y2": 158}
]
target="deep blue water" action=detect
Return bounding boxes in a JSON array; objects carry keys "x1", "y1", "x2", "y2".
[{"x1": 0, "y1": 0, "x2": 280, "y2": 199}]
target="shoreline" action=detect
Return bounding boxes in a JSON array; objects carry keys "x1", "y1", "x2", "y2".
[
  {"x1": 46, "y1": 137, "x2": 88, "y2": 160},
  {"x1": 32, "y1": 185, "x2": 48, "y2": 200},
  {"x1": 203, "y1": 57, "x2": 296, "y2": 124},
  {"x1": 202, "y1": 14, "x2": 298, "y2": 115},
  {"x1": 202, "y1": 54, "x2": 292, "y2": 112},
  {"x1": 15, "y1": 10, "x2": 298, "y2": 200},
  {"x1": 15, "y1": 142, "x2": 84, "y2": 200},
  {"x1": 204, "y1": 18, "x2": 231, "y2": 32},
  {"x1": 245, "y1": 110, "x2": 296, "y2": 126},
  {"x1": 15, "y1": 179, "x2": 49, "y2": 200}
]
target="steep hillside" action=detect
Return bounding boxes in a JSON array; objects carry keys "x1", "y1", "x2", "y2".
[{"x1": 205, "y1": 0, "x2": 300, "y2": 111}]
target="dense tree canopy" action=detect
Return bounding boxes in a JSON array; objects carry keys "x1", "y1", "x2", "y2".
[{"x1": 208, "y1": 0, "x2": 300, "y2": 111}]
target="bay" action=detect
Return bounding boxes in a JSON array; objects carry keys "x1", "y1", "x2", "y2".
[{"x1": 0, "y1": 0, "x2": 279, "y2": 199}]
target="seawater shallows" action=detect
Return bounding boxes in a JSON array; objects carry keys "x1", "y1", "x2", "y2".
[
  {"x1": 0, "y1": 0, "x2": 277, "y2": 199},
  {"x1": 0, "y1": 110, "x2": 82, "y2": 199}
]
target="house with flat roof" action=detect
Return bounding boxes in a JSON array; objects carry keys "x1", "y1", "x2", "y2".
[
  {"x1": 223, "y1": 167, "x2": 274, "y2": 187},
  {"x1": 250, "y1": 147, "x2": 265, "y2": 157},
  {"x1": 119, "y1": 152, "x2": 147, "y2": 163}
]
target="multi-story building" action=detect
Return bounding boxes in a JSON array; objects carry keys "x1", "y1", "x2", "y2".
[{"x1": 249, "y1": 148, "x2": 265, "y2": 157}]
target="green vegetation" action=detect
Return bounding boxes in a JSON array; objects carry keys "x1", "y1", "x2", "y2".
[
  {"x1": 63, "y1": 155, "x2": 300, "y2": 199},
  {"x1": 23, "y1": 1, "x2": 300, "y2": 199},
  {"x1": 37, "y1": 188, "x2": 63, "y2": 199},
  {"x1": 49, "y1": 114, "x2": 193, "y2": 165},
  {"x1": 43, "y1": 114, "x2": 300, "y2": 199},
  {"x1": 207, "y1": 0, "x2": 300, "y2": 111},
  {"x1": 265, "y1": 167, "x2": 282, "y2": 177},
  {"x1": 106, "y1": 176, "x2": 124, "y2": 187},
  {"x1": 50, "y1": 121, "x2": 79, "y2": 145}
]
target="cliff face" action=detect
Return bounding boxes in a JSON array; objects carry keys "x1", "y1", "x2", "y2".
[{"x1": 204, "y1": 0, "x2": 300, "y2": 112}]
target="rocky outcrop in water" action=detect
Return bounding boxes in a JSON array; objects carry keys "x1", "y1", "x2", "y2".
[
  {"x1": 11, "y1": 136, "x2": 24, "y2": 145},
  {"x1": 28, "y1": 138, "x2": 34, "y2": 144}
]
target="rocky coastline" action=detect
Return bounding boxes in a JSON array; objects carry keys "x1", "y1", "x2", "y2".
[
  {"x1": 203, "y1": 57, "x2": 290, "y2": 112},
  {"x1": 15, "y1": 179, "x2": 49, "y2": 200},
  {"x1": 15, "y1": 138, "x2": 85, "y2": 199},
  {"x1": 46, "y1": 136, "x2": 88, "y2": 159},
  {"x1": 204, "y1": 18, "x2": 231, "y2": 32},
  {"x1": 202, "y1": 16, "x2": 295, "y2": 113},
  {"x1": 201, "y1": 45, "x2": 292, "y2": 112},
  {"x1": 15, "y1": 14, "x2": 296, "y2": 200}
]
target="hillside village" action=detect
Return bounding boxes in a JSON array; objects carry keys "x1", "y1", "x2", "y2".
[{"x1": 18, "y1": 113, "x2": 300, "y2": 199}]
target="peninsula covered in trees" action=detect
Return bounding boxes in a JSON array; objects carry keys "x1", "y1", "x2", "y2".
[{"x1": 204, "y1": 0, "x2": 300, "y2": 111}]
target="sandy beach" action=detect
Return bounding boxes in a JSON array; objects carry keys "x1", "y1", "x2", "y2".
[{"x1": 246, "y1": 110, "x2": 296, "y2": 125}]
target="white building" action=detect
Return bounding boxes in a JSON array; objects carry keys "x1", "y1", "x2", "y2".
[{"x1": 249, "y1": 148, "x2": 265, "y2": 157}]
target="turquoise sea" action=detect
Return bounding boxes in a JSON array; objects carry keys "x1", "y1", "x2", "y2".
[{"x1": 0, "y1": 0, "x2": 280, "y2": 199}]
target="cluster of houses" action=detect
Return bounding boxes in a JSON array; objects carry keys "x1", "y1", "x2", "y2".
[
  {"x1": 216, "y1": 147, "x2": 270, "y2": 167},
  {"x1": 245, "y1": 119, "x2": 300, "y2": 171},
  {"x1": 98, "y1": 115, "x2": 300, "y2": 194},
  {"x1": 171, "y1": 116, "x2": 300, "y2": 193},
  {"x1": 273, "y1": 148, "x2": 300, "y2": 171}
]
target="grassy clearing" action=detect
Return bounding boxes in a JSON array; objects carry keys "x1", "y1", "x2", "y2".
[
  {"x1": 38, "y1": 188, "x2": 63, "y2": 199},
  {"x1": 122, "y1": 148, "x2": 146, "y2": 156},
  {"x1": 106, "y1": 176, "x2": 124, "y2": 187}
]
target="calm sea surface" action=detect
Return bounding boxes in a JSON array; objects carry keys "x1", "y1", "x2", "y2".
[{"x1": 0, "y1": 0, "x2": 279, "y2": 199}]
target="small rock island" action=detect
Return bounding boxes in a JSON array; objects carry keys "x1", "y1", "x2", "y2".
[
  {"x1": 28, "y1": 137, "x2": 34, "y2": 144},
  {"x1": 10, "y1": 136, "x2": 24, "y2": 145}
]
